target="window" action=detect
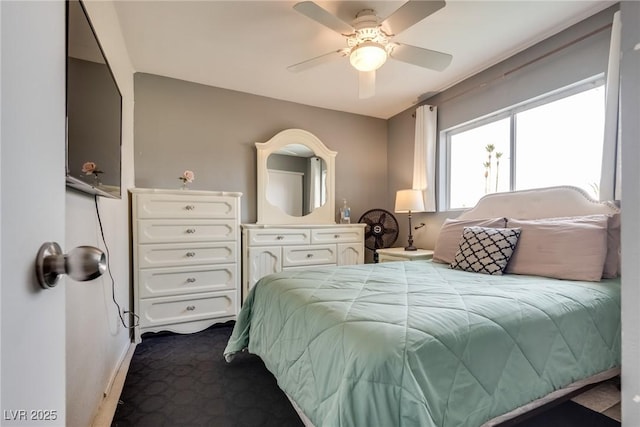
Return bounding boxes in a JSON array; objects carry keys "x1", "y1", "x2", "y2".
[{"x1": 442, "y1": 79, "x2": 605, "y2": 210}]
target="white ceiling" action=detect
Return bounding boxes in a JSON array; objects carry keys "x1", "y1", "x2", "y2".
[{"x1": 113, "y1": 0, "x2": 615, "y2": 119}]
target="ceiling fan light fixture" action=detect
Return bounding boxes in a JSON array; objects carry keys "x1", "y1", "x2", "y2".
[{"x1": 349, "y1": 41, "x2": 387, "y2": 72}]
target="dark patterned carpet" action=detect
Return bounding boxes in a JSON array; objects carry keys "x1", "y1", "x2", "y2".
[
  {"x1": 112, "y1": 322, "x2": 303, "y2": 427},
  {"x1": 513, "y1": 400, "x2": 619, "y2": 427},
  {"x1": 112, "y1": 322, "x2": 620, "y2": 427}
]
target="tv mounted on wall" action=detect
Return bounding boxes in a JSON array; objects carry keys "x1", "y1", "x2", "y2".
[{"x1": 65, "y1": 0, "x2": 122, "y2": 199}]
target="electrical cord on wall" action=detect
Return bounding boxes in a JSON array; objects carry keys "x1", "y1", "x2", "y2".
[{"x1": 94, "y1": 195, "x2": 139, "y2": 329}]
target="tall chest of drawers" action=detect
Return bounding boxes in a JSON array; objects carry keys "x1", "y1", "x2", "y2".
[
  {"x1": 131, "y1": 188, "x2": 242, "y2": 343},
  {"x1": 241, "y1": 224, "x2": 366, "y2": 301}
]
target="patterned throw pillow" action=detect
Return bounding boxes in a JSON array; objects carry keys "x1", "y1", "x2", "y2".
[{"x1": 450, "y1": 226, "x2": 521, "y2": 275}]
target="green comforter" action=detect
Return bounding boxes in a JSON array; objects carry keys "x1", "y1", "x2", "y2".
[{"x1": 224, "y1": 261, "x2": 620, "y2": 427}]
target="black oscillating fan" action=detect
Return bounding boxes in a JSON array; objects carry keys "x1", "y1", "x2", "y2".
[{"x1": 358, "y1": 209, "x2": 399, "y2": 263}]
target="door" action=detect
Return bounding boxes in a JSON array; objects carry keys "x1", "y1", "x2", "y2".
[
  {"x1": 337, "y1": 243, "x2": 364, "y2": 266},
  {"x1": 1, "y1": 1, "x2": 67, "y2": 423},
  {"x1": 620, "y1": 2, "x2": 640, "y2": 423},
  {"x1": 247, "y1": 247, "x2": 281, "y2": 298}
]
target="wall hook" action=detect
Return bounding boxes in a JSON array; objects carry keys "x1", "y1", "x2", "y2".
[{"x1": 35, "y1": 242, "x2": 106, "y2": 289}]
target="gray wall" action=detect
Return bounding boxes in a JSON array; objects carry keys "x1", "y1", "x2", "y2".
[
  {"x1": 134, "y1": 73, "x2": 388, "y2": 225},
  {"x1": 133, "y1": 5, "x2": 617, "y2": 253},
  {"x1": 65, "y1": 2, "x2": 136, "y2": 426},
  {"x1": 426, "y1": 5, "x2": 616, "y2": 131},
  {"x1": 387, "y1": 5, "x2": 618, "y2": 251}
]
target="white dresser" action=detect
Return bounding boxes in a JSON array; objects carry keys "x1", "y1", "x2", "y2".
[
  {"x1": 131, "y1": 188, "x2": 242, "y2": 343},
  {"x1": 241, "y1": 224, "x2": 366, "y2": 301}
]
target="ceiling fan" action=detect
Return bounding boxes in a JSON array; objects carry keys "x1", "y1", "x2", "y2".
[{"x1": 288, "y1": 1, "x2": 453, "y2": 99}]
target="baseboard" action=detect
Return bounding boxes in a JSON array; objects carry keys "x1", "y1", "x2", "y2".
[
  {"x1": 91, "y1": 342, "x2": 137, "y2": 427},
  {"x1": 103, "y1": 342, "x2": 133, "y2": 398}
]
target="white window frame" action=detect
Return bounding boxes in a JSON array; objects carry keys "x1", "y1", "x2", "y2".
[{"x1": 438, "y1": 75, "x2": 605, "y2": 211}]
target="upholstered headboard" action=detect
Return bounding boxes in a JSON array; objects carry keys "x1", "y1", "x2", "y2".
[{"x1": 457, "y1": 186, "x2": 619, "y2": 220}]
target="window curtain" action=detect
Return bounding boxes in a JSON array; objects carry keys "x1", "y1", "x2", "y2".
[
  {"x1": 413, "y1": 105, "x2": 438, "y2": 211},
  {"x1": 308, "y1": 157, "x2": 323, "y2": 211},
  {"x1": 601, "y1": 10, "x2": 621, "y2": 201}
]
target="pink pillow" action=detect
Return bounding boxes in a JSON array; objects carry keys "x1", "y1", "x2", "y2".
[
  {"x1": 602, "y1": 213, "x2": 621, "y2": 279},
  {"x1": 433, "y1": 217, "x2": 507, "y2": 264},
  {"x1": 505, "y1": 215, "x2": 609, "y2": 281}
]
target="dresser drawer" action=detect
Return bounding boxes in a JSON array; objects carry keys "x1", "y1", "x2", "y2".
[
  {"x1": 138, "y1": 264, "x2": 237, "y2": 298},
  {"x1": 137, "y1": 219, "x2": 236, "y2": 244},
  {"x1": 282, "y1": 245, "x2": 336, "y2": 267},
  {"x1": 247, "y1": 228, "x2": 310, "y2": 246},
  {"x1": 138, "y1": 242, "x2": 236, "y2": 268},
  {"x1": 136, "y1": 193, "x2": 237, "y2": 219},
  {"x1": 311, "y1": 227, "x2": 364, "y2": 244},
  {"x1": 139, "y1": 291, "x2": 236, "y2": 328}
]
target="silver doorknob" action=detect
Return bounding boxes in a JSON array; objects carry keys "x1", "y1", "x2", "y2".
[{"x1": 35, "y1": 242, "x2": 107, "y2": 289}]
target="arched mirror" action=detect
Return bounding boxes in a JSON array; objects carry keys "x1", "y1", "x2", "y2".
[
  {"x1": 257, "y1": 129, "x2": 336, "y2": 224},
  {"x1": 266, "y1": 145, "x2": 327, "y2": 216}
]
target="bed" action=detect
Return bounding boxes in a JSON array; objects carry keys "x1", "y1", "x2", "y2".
[{"x1": 224, "y1": 186, "x2": 621, "y2": 427}]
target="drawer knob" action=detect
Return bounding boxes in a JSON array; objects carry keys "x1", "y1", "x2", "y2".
[
  {"x1": 186, "y1": 252, "x2": 196, "y2": 257},
  {"x1": 186, "y1": 277, "x2": 196, "y2": 283},
  {"x1": 186, "y1": 305, "x2": 196, "y2": 311},
  {"x1": 185, "y1": 205, "x2": 195, "y2": 210},
  {"x1": 186, "y1": 228, "x2": 196, "y2": 234},
  {"x1": 334, "y1": 234, "x2": 339, "y2": 239},
  {"x1": 306, "y1": 253, "x2": 314, "y2": 258},
  {"x1": 276, "y1": 235, "x2": 284, "y2": 240}
]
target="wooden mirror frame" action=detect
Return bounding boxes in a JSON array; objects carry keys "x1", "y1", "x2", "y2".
[{"x1": 256, "y1": 129, "x2": 337, "y2": 225}]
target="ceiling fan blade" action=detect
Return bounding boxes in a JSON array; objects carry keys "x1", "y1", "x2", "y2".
[
  {"x1": 390, "y1": 43, "x2": 452, "y2": 71},
  {"x1": 359, "y1": 70, "x2": 376, "y2": 99},
  {"x1": 287, "y1": 49, "x2": 347, "y2": 73},
  {"x1": 382, "y1": 0, "x2": 446, "y2": 35},
  {"x1": 293, "y1": 1, "x2": 354, "y2": 35}
]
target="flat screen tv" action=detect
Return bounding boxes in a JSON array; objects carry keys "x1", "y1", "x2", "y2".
[{"x1": 65, "y1": 0, "x2": 122, "y2": 199}]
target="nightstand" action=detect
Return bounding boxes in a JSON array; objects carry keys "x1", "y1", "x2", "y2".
[{"x1": 376, "y1": 247, "x2": 434, "y2": 263}]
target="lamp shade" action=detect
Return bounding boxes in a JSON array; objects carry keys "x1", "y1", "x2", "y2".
[
  {"x1": 395, "y1": 189, "x2": 425, "y2": 213},
  {"x1": 349, "y1": 41, "x2": 388, "y2": 72}
]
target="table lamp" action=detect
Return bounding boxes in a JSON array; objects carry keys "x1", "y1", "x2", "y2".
[{"x1": 394, "y1": 189, "x2": 425, "y2": 251}]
